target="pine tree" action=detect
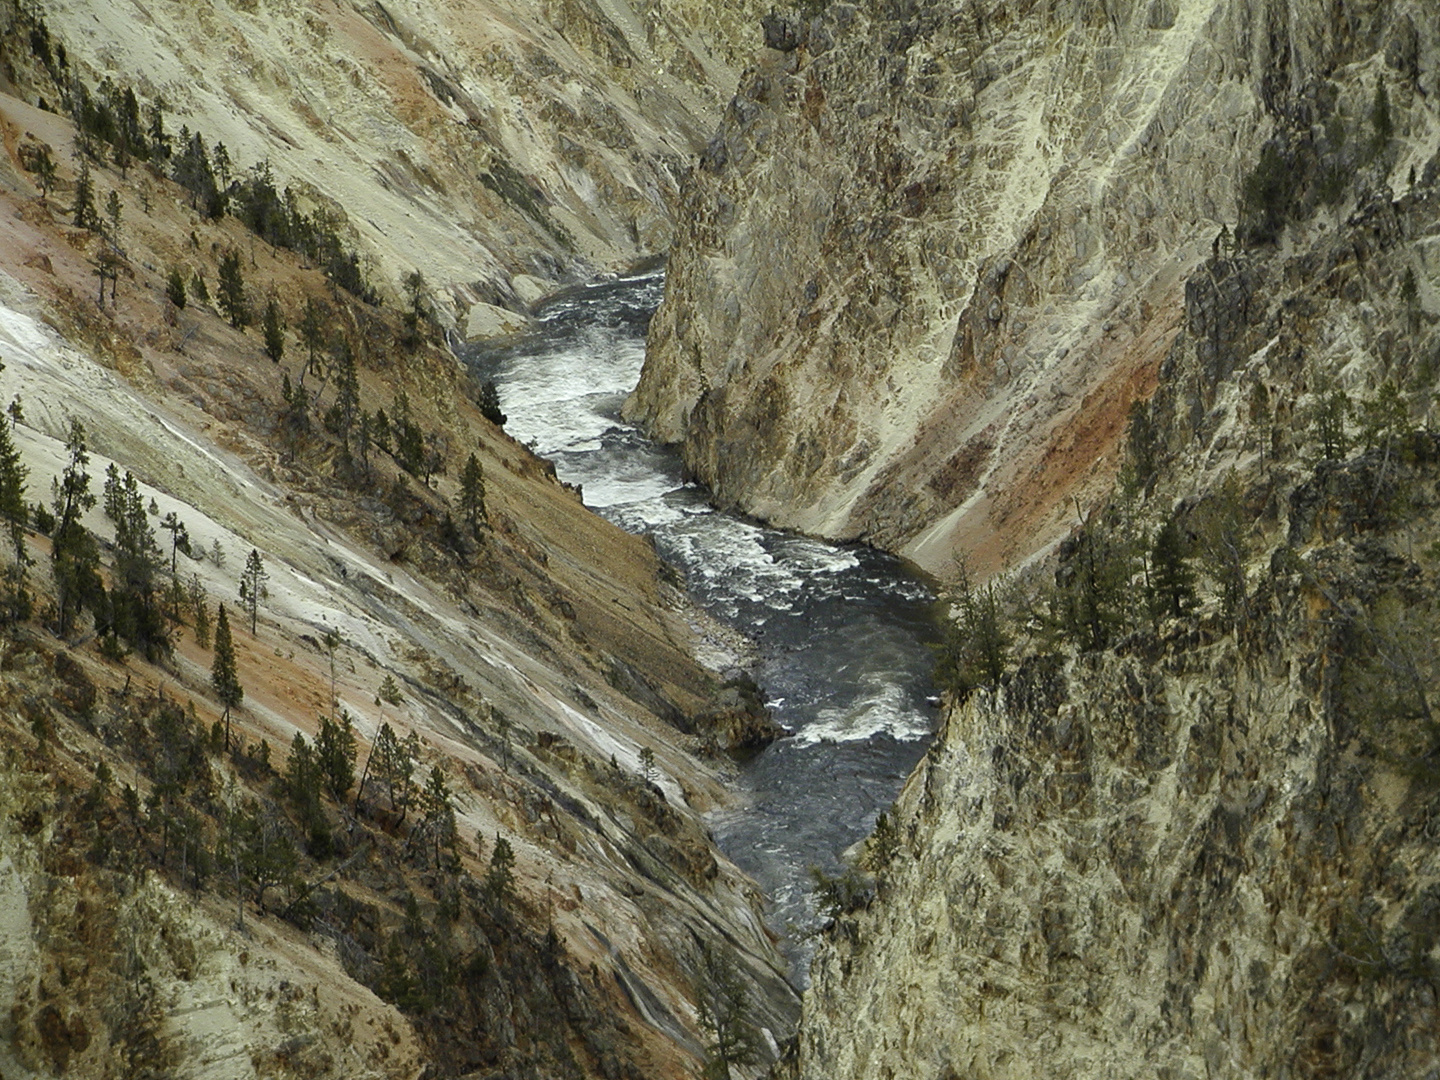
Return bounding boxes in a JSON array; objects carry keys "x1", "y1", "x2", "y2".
[
  {"x1": 285, "y1": 731, "x2": 329, "y2": 853},
  {"x1": 51, "y1": 419, "x2": 103, "y2": 636},
  {"x1": 165, "y1": 267, "x2": 187, "y2": 308},
  {"x1": 420, "y1": 766, "x2": 458, "y2": 869},
  {"x1": 72, "y1": 158, "x2": 97, "y2": 230},
  {"x1": 210, "y1": 604, "x2": 243, "y2": 751},
  {"x1": 325, "y1": 340, "x2": 360, "y2": 446},
  {"x1": 485, "y1": 833, "x2": 516, "y2": 906},
  {"x1": 934, "y1": 566, "x2": 1010, "y2": 699},
  {"x1": 1401, "y1": 268, "x2": 1420, "y2": 336},
  {"x1": 190, "y1": 574, "x2": 210, "y2": 648},
  {"x1": 238, "y1": 548, "x2": 267, "y2": 634},
  {"x1": 0, "y1": 406, "x2": 28, "y2": 565},
  {"x1": 1372, "y1": 76, "x2": 1393, "y2": 155},
  {"x1": 92, "y1": 244, "x2": 122, "y2": 308},
  {"x1": 261, "y1": 294, "x2": 285, "y2": 363},
  {"x1": 695, "y1": 942, "x2": 762, "y2": 1080},
  {"x1": 1045, "y1": 510, "x2": 1140, "y2": 652},
  {"x1": 1311, "y1": 384, "x2": 1352, "y2": 462},
  {"x1": 316, "y1": 712, "x2": 356, "y2": 802},
  {"x1": 279, "y1": 373, "x2": 310, "y2": 463},
  {"x1": 392, "y1": 391, "x2": 425, "y2": 477},
  {"x1": 0, "y1": 408, "x2": 30, "y2": 624},
  {"x1": 401, "y1": 269, "x2": 427, "y2": 350},
  {"x1": 146, "y1": 98, "x2": 170, "y2": 160},
  {"x1": 102, "y1": 465, "x2": 168, "y2": 659},
  {"x1": 1147, "y1": 517, "x2": 1196, "y2": 621},
  {"x1": 456, "y1": 452, "x2": 487, "y2": 537},
  {"x1": 212, "y1": 141, "x2": 232, "y2": 191},
  {"x1": 171, "y1": 128, "x2": 216, "y2": 211},
  {"x1": 217, "y1": 248, "x2": 249, "y2": 329},
  {"x1": 477, "y1": 380, "x2": 506, "y2": 427},
  {"x1": 377, "y1": 673, "x2": 403, "y2": 705},
  {"x1": 371, "y1": 724, "x2": 418, "y2": 820},
  {"x1": 1193, "y1": 472, "x2": 1251, "y2": 625},
  {"x1": 159, "y1": 510, "x2": 190, "y2": 575},
  {"x1": 104, "y1": 190, "x2": 123, "y2": 246},
  {"x1": 298, "y1": 297, "x2": 327, "y2": 383}
]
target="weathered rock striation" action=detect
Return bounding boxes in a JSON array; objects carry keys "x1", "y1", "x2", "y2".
[
  {"x1": 788, "y1": 50, "x2": 1440, "y2": 1072},
  {"x1": 630, "y1": 0, "x2": 1438, "y2": 577},
  {"x1": 38, "y1": 0, "x2": 773, "y2": 315},
  {"x1": 0, "y1": 4, "x2": 802, "y2": 1076}
]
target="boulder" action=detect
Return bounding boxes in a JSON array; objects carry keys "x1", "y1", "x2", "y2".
[{"x1": 464, "y1": 301, "x2": 532, "y2": 341}]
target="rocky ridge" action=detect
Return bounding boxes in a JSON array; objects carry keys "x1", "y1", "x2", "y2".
[
  {"x1": 37, "y1": 0, "x2": 772, "y2": 318},
  {"x1": 629, "y1": 0, "x2": 1439, "y2": 579},
  {"x1": 787, "y1": 59, "x2": 1440, "y2": 1076},
  {"x1": 0, "y1": 6, "x2": 799, "y2": 1077}
]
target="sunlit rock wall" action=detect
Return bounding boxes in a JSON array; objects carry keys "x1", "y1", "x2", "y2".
[{"x1": 630, "y1": 0, "x2": 1437, "y2": 576}]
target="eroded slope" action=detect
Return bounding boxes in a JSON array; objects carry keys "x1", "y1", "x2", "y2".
[{"x1": 630, "y1": 0, "x2": 1438, "y2": 578}]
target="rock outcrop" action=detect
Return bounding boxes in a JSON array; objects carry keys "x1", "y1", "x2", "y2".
[
  {"x1": 799, "y1": 622, "x2": 1440, "y2": 1078},
  {"x1": 787, "y1": 47, "x2": 1440, "y2": 1072},
  {"x1": 0, "y1": 5, "x2": 801, "y2": 1075},
  {"x1": 630, "y1": 0, "x2": 1439, "y2": 577},
  {"x1": 36, "y1": 0, "x2": 772, "y2": 313}
]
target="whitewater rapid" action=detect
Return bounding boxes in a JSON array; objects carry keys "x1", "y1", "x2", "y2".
[{"x1": 465, "y1": 269, "x2": 941, "y2": 982}]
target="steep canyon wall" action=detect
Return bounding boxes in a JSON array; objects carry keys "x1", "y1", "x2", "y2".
[{"x1": 630, "y1": 0, "x2": 1438, "y2": 577}]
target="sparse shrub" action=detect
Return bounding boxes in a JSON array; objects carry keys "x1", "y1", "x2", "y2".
[
  {"x1": 165, "y1": 267, "x2": 187, "y2": 308},
  {"x1": 934, "y1": 566, "x2": 1011, "y2": 699},
  {"x1": 1239, "y1": 141, "x2": 1294, "y2": 246},
  {"x1": 809, "y1": 864, "x2": 873, "y2": 922},
  {"x1": 30, "y1": 501, "x2": 55, "y2": 535}
]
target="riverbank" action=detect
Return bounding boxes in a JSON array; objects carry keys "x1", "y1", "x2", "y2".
[{"x1": 466, "y1": 270, "x2": 944, "y2": 983}]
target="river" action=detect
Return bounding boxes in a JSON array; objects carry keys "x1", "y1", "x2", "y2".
[{"x1": 464, "y1": 269, "x2": 941, "y2": 984}]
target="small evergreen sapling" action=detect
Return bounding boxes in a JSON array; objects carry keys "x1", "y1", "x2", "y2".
[
  {"x1": 238, "y1": 548, "x2": 267, "y2": 634},
  {"x1": 261, "y1": 294, "x2": 285, "y2": 363},
  {"x1": 210, "y1": 604, "x2": 243, "y2": 751}
]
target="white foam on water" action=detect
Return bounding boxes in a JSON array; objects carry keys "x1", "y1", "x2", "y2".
[
  {"x1": 579, "y1": 470, "x2": 681, "y2": 510},
  {"x1": 790, "y1": 676, "x2": 932, "y2": 746}
]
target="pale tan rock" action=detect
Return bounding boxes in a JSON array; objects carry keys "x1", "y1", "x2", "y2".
[
  {"x1": 511, "y1": 273, "x2": 553, "y2": 309},
  {"x1": 630, "y1": 0, "x2": 1440, "y2": 582},
  {"x1": 464, "y1": 300, "x2": 532, "y2": 339}
]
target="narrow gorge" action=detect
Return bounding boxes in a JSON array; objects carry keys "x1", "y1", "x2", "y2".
[{"x1": 1, "y1": 0, "x2": 1439, "y2": 1078}]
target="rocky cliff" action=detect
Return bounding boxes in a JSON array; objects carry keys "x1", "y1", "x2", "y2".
[
  {"x1": 629, "y1": 0, "x2": 1438, "y2": 577},
  {"x1": 0, "y1": 5, "x2": 799, "y2": 1077},
  {"x1": 35, "y1": 0, "x2": 770, "y2": 317},
  {"x1": 785, "y1": 28, "x2": 1440, "y2": 1070}
]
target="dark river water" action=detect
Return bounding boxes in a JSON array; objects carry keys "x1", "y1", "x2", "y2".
[{"x1": 464, "y1": 269, "x2": 941, "y2": 984}]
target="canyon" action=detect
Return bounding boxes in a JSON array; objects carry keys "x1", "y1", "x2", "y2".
[{"x1": 3, "y1": 0, "x2": 1440, "y2": 1077}]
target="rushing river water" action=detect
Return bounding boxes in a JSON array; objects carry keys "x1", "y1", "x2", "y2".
[{"x1": 465, "y1": 269, "x2": 941, "y2": 983}]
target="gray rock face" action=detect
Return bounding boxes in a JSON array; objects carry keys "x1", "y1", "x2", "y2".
[
  {"x1": 42, "y1": 0, "x2": 776, "y2": 308},
  {"x1": 784, "y1": 26, "x2": 1440, "y2": 1068},
  {"x1": 797, "y1": 622, "x2": 1440, "y2": 1078},
  {"x1": 628, "y1": 0, "x2": 1439, "y2": 576}
]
